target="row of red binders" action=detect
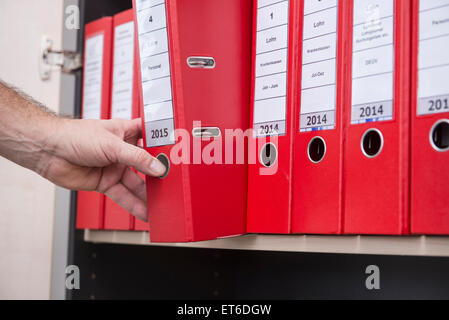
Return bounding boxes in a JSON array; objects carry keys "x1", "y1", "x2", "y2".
[
  {"x1": 76, "y1": 0, "x2": 449, "y2": 242},
  {"x1": 76, "y1": 10, "x2": 148, "y2": 231}
]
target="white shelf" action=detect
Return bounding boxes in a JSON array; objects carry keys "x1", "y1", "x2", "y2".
[{"x1": 84, "y1": 230, "x2": 449, "y2": 257}]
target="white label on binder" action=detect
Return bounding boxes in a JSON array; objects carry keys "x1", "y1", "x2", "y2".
[
  {"x1": 145, "y1": 101, "x2": 174, "y2": 122},
  {"x1": 115, "y1": 21, "x2": 134, "y2": 47},
  {"x1": 136, "y1": 0, "x2": 175, "y2": 147},
  {"x1": 256, "y1": 24, "x2": 289, "y2": 55},
  {"x1": 255, "y1": 72, "x2": 287, "y2": 101},
  {"x1": 112, "y1": 100, "x2": 133, "y2": 120},
  {"x1": 303, "y1": 6, "x2": 338, "y2": 40},
  {"x1": 113, "y1": 80, "x2": 133, "y2": 103},
  {"x1": 300, "y1": 2, "x2": 338, "y2": 132},
  {"x1": 135, "y1": 0, "x2": 165, "y2": 11},
  {"x1": 418, "y1": 0, "x2": 449, "y2": 115},
  {"x1": 353, "y1": 0, "x2": 393, "y2": 25},
  {"x1": 113, "y1": 62, "x2": 133, "y2": 84},
  {"x1": 351, "y1": 0, "x2": 394, "y2": 124},
  {"x1": 255, "y1": 48, "x2": 288, "y2": 77},
  {"x1": 254, "y1": 98, "x2": 286, "y2": 137},
  {"x1": 142, "y1": 76, "x2": 172, "y2": 106},
  {"x1": 137, "y1": 3, "x2": 167, "y2": 34},
  {"x1": 257, "y1": 1, "x2": 289, "y2": 31},
  {"x1": 253, "y1": 0, "x2": 289, "y2": 137},
  {"x1": 114, "y1": 45, "x2": 134, "y2": 66},
  {"x1": 420, "y1": 0, "x2": 449, "y2": 12},
  {"x1": 301, "y1": 59, "x2": 336, "y2": 90},
  {"x1": 145, "y1": 119, "x2": 175, "y2": 148},
  {"x1": 352, "y1": 44, "x2": 393, "y2": 78},
  {"x1": 141, "y1": 52, "x2": 170, "y2": 82},
  {"x1": 301, "y1": 85, "x2": 336, "y2": 114},
  {"x1": 139, "y1": 28, "x2": 169, "y2": 58},
  {"x1": 352, "y1": 73, "x2": 393, "y2": 123},
  {"x1": 352, "y1": 16, "x2": 394, "y2": 52},
  {"x1": 112, "y1": 22, "x2": 134, "y2": 120},
  {"x1": 304, "y1": 0, "x2": 337, "y2": 16},
  {"x1": 258, "y1": 0, "x2": 283, "y2": 8},
  {"x1": 302, "y1": 33, "x2": 337, "y2": 65},
  {"x1": 83, "y1": 34, "x2": 104, "y2": 120}
]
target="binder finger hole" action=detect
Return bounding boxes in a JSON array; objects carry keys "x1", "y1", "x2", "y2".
[
  {"x1": 187, "y1": 56, "x2": 215, "y2": 69},
  {"x1": 308, "y1": 137, "x2": 326, "y2": 164},
  {"x1": 260, "y1": 143, "x2": 278, "y2": 168},
  {"x1": 430, "y1": 120, "x2": 449, "y2": 152},
  {"x1": 156, "y1": 153, "x2": 170, "y2": 179},
  {"x1": 361, "y1": 129, "x2": 384, "y2": 158}
]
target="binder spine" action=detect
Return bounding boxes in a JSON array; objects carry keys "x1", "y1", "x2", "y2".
[
  {"x1": 135, "y1": 0, "x2": 176, "y2": 149},
  {"x1": 252, "y1": 0, "x2": 290, "y2": 138},
  {"x1": 413, "y1": 0, "x2": 449, "y2": 119},
  {"x1": 411, "y1": 0, "x2": 449, "y2": 235},
  {"x1": 164, "y1": 0, "x2": 193, "y2": 242},
  {"x1": 343, "y1": 0, "x2": 410, "y2": 235},
  {"x1": 104, "y1": 11, "x2": 137, "y2": 231},
  {"x1": 247, "y1": 0, "x2": 294, "y2": 234},
  {"x1": 397, "y1": 0, "x2": 411, "y2": 235},
  {"x1": 76, "y1": 17, "x2": 113, "y2": 230},
  {"x1": 134, "y1": 0, "x2": 191, "y2": 241},
  {"x1": 291, "y1": 0, "x2": 345, "y2": 235}
]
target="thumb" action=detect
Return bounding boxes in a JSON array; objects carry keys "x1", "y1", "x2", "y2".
[{"x1": 115, "y1": 140, "x2": 167, "y2": 177}]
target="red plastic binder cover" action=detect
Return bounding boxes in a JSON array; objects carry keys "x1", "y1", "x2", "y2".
[
  {"x1": 133, "y1": 33, "x2": 150, "y2": 232},
  {"x1": 291, "y1": 0, "x2": 348, "y2": 235},
  {"x1": 104, "y1": 10, "x2": 139, "y2": 230},
  {"x1": 133, "y1": 100, "x2": 149, "y2": 231},
  {"x1": 343, "y1": 0, "x2": 411, "y2": 235},
  {"x1": 76, "y1": 17, "x2": 113, "y2": 230},
  {"x1": 133, "y1": 0, "x2": 252, "y2": 242},
  {"x1": 247, "y1": 0, "x2": 298, "y2": 234},
  {"x1": 133, "y1": 169, "x2": 149, "y2": 231},
  {"x1": 411, "y1": 0, "x2": 449, "y2": 235}
]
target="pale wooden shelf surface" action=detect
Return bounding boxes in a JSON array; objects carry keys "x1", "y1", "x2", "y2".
[{"x1": 84, "y1": 230, "x2": 449, "y2": 257}]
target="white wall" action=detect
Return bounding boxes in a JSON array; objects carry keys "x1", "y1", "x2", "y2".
[{"x1": 0, "y1": 0, "x2": 64, "y2": 299}]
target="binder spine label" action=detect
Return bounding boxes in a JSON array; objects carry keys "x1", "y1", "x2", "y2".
[
  {"x1": 417, "y1": 0, "x2": 449, "y2": 116},
  {"x1": 83, "y1": 34, "x2": 104, "y2": 120},
  {"x1": 112, "y1": 21, "x2": 135, "y2": 120},
  {"x1": 253, "y1": 0, "x2": 290, "y2": 138},
  {"x1": 136, "y1": 0, "x2": 176, "y2": 147},
  {"x1": 300, "y1": 0, "x2": 338, "y2": 132},
  {"x1": 351, "y1": 0, "x2": 394, "y2": 125}
]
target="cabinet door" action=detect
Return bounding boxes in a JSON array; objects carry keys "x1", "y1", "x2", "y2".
[{"x1": 0, "y1": 0, "x2": 69, "y2": 300}]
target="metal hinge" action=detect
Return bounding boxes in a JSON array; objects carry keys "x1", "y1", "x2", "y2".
[{"x1": 40, "y1": 35, "x2": 82, "y2": 80}]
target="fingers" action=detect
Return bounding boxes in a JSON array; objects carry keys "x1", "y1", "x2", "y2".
[
  {"x1": 115, "y1": 141, "x2": 167, "y2": 177},
  {"x1": 121, "y1": 118, "x2": 143, "y2": 143},
  {"x1": 121, "y1": 167, "x2": 147, "y2": 203},
  {"x1": 104, "y1": 118, "x2": 167, "y2": 177},
  {"x1": 103, "y1": 182, "x2": 148, "y2": 222}
]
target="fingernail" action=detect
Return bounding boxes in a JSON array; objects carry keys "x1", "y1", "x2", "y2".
[{"x1": 150, "y1": 158, "x2": 167, "y2": 176}]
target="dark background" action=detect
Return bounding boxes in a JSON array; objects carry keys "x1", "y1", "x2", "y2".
[
  {"x1": 67, "y1": 0, "x2": 449, "y2": 300},
  {"x1": 70, "y1": 236, "x2": 449, "y2": 300}
]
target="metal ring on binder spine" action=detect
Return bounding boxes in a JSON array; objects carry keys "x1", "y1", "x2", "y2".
[
  {"x1": 429, "y1": 119, "x2": 449, "y2": 153},
  {"x1": 361, "y1": 129, "x2": 384, "y2": 158},
  {"x1": 187, "y1": 56, "x2": 216, "y2": 69},
  {"x1": 192, "y1": 127, "x2": 221, "y2": 138}
]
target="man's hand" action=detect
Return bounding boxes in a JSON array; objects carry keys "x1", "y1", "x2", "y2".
[
  {"x1": 0, "y1": 80, "x2": 165, "y2": 222},
  {"x1": 41, "y1": 118, "x2": 166, "y2": 222}
]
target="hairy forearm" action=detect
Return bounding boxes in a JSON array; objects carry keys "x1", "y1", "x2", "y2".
[
  {"x1": 0, "y1": 79, "x2": 163, "y2": 218},
  {"x1": 0, "y1": 79, "x2": 61, "y2": 175}
]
